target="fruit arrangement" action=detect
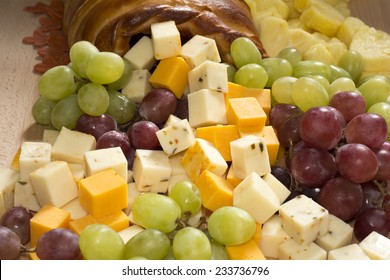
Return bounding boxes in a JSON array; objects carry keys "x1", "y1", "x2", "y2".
[{"x1": 1, "y1": 0, "x2": 390, "y2": 261}]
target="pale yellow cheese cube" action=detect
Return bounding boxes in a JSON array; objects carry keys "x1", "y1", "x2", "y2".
[
  {"x1": 124, "y1": 36, "x2": 156, "y2": 70},
  {"x1": 181, "y1": 35, "x2": 221, "y2": 68},
  {"x1": 151, "y1": 20, "x2": 181, "y2": 60},
  {"x1": 279, "y1": 238, "x2": 327, "y2": 260},
  {"x1": 188, "y1": 61, "x2": 228, "y2": 93},
  {"x1": 0, "y1": 166, "x2": 19, "y2": 218},
  {"x1": 122, "y1": 69, "x2": 152, "y2": 103},
  {"x1": 359, "y1": 231, "x2": 390, "y2": 260},
  {"x1": 19, "y1": 142, "x2": 51, "y2": 182},
  {"x1": 14, "y1": 181, "x2": 41, "y2": 212},
  {"x1": 328, "y1": 244, "x2": 370, "y2": 260},
  {"x1": 262, "y1": 173, "x2": 291, "y2": 204},
  {"x1": 260, "y1": 215, "x2": 291, "y2": 259},
  {"x1": 61, "y1": 197, "x2": 87, "y2": 220}
]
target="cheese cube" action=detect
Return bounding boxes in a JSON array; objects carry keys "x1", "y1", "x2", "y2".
[
  {"x1": 30, "y1": 204, "x2": 71, "y2": 246},
  {"x1": 118, "y1": 225, "x2": 144, "y2": 244},
  {"x1": 168, "y1": 151, "x2": 187, "y2": 175},
  {"x1": 29, "y1": 161, "x2": 79, "y2": 208},
  {"x1": 188, "y1": 89, "x2": 227, "y2": 128},
  {"x1": 359, "y1": 231, "x2": 390, "y2": 260},
  {"x1": 260, "y1": 215, "x2": 291, "y2": 259},
  {"x1": 132, "y1": 149, "x2": 172, "y2": 193},
  {"x1": 226, "y1": 239, "x2": 266, "y2": 260},
  {"x1": 149, "y1": 56, "x2": 190, "y2": 98},
  {"x1": 226, "y1": 166, "x2": 242, "y2": 188},
  {"x1": 226, "y1": 97, "x2": 267, "y2": 129},
  {"x1": 68, "y1": 163, "x2": 85, "y2": 181},
  {"x1": 181, "y1": 35, "x2": 221, "y2": 68},
  {"x1": 328, "y1": 244, "x2": 370, "y2": 260},
  {"x1": 195, "y1": 170, "x2": 234, "y2": 211},
  {"x1": 252, "y1": 223, "x2": 263, "y2": 246},
  {"x1": 69, "y1": 214, "x2": 97, "y2": 235},
  {"x1": 78, "y1": 168, "x2": 128, "y2": 218},
  {"x1": 279, "y1": 195, "x2": 329, "y2": 245},
  {"x1": 14, "y1": 181, "x2": 41, "y2": 212},
  {"x1": 151, "y1": 21, "x2": 181, "y2": 60},
  {"x1": 97, "y1": 211, "x2": 129, "y2": 232},
  {"x1": 61, "y1": 197, "x2": 87, "y2": 220},
  {"x1": 42, "y1": 129, "x2": 60, "y2": 146},
  {"x1": 123, "y1": 182, "x2": 142, "y2": 216},
  {"x1": 315, "y1": 214, "x2": 353, "y2": 252},
  {"x1": 233, "y1": 172, "x2": 280, "y2": 224},
  {"x1": 0, "y1": 166, "x2": 18, "y2": 218},
  {"x1": 122, "y1": 69, "x2": 152, "y2": 103},
  {"x1": 180, "y1": 138, "x2": 228, "y2": 182},
  {"x1": 51, "y1": 127, "x2": 96, "y2": 164},
  {"x1": 19, "y1": 142, "x2": 51, "y2": 182},
  {"x1": 164, "y1": 114, "x2": 182, "y2": 128},
  {"x1": 279, "y1": 238, "x2": 327, "y2": 260},
  {"x1": 188, "y1": 61, "x2": 228, "y2": 93},
  {"x1": 84, "y1": 146, "x2": 128, "y2": 182},
  {"x1": 262, "y1": 173, "x2": 291, "y2": 204},
  {"x1": 124, "y1": 36, "x2": 156, "y2": 70},
  {"x1": 230, "y1": 135, "x2": 271, "y2": 179},
  {"x1": 156, "y1": 118, "x2": 196, "y2": 156}
]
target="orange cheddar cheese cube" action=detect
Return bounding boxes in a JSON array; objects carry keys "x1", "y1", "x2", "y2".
[
  {"x1": 226, "y1": 165, "x2": 243, "y2": 188},
  {"x1": 195, "y1": 125, "x2": 240, "y2": 161},
  {"x1": 226, "y1": 239, "x2": 266, "y2": 260},
  {"x1": 69, "y1": 215, "x2": 97, "y2": 236},
  {"x1": 30, "y1": 204, "x2": 71, "y2": 247},
  {"x1": 226, "y1": 97, "x2": 267, "y2": 129},
  {"x1": 195, "y1": 170, "x2": 233, "y2": 211},
  {"x1": 149, "y1": 56, "x2": 190, "y2": 98},
  {"x1": 78, "y1": 169, "x2": 128, "y2": 218},
  {"x1": 97, "y1": 211, "x2": 129, "y2": 232},
  {"x1": 252, "y1": 223, "x2": 263, "y2": 246}
]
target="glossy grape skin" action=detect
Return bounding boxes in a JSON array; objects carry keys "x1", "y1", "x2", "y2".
[
  {"x1": 354, "y1": 208, "x2": 389, "y2": 242},
  {"x1": 96, "y1": 130, "x2": 131, "y2": 158},
  {"x1": 318, "y1": 177, "x2": 363, "y2": 222},
  {"x1": 261, "y1": 57, "x2": 293, "y2": 88},
  {"x1": 75, "y1": 114, "x2": 117, "y2": 140},
  {"x1": 69, "y1": 40, "x2": 100, "y2": 78},
  {"x1": 329, "y1": 65, "x2": 352, "y2": 82},
  {"x1": 338, "y1": 50, "x2": 364, "y2": 83},
  {"x1": 276, "y1": 47, "x2": 302, "y2": 66},
  {"x1": 269, "y1": 103, "x2": 302, "y2": 131},
  {"x1": 168, "y1": 180, "x2": 202, "y2": 216},
  {"x1": 172, "y1": 227, "x2": 211, "y2": 260},
  {"x1": 234, "y1": 63, "x2": 268, "y2": 89},
  {"x1": 292, "y1": 60, "x2": 332, "y2": 81},
  {"x1": 210, "y1": 239, "x2": 229, "y2": 260},
  {"x1": 1, "y1": 207, "x2": 32, "y2": 245},
  {"x1": 358, "y1": 76, "x2": 390, "y2": 110},
  {"x1": 32, "y1": 96, "x2": 57, "y2": 125},
  {"x1": 50, "y1": 94, "x2": 84, "y2": 130},
  {"x1": 374, "y1": 142, "x2": 390, "y2": 180},
  {"x1": 106, "y1": 90, "x2": 136, "y2": 125},
  {"x1": 107, "y1": 58, "x2": 133, "y2": 90},
  {"x1": 35, "y1": 228, "x2": 81, "y2": 260},
  {"x1": 230, "y1": 37, "x2": 262, "y2": 68},
  {"x1": 85, "y1": 51, "x2": 125, "y2": 85},
  {"x1": 271, "y1": 166, "x2": 293, "y2": 189},
  {"x1": 291, "y1": 77, "x2": 329, "y2": 112},
  {"x1": 330, "y1": 91, "x2": 366, "y2": 122},
  {"x1": 359, "y1": 181, "x2": 383, "y2": 214},
  {"x1": 277, "y1": 113, "x2": 303, "y2": 147},
  {"x1": 127, "y1": 120, "x2": 160, "y2": 150},
  {"x1": 0, "y1": 226, "x2": 21, "y2": 260},
  {"x1": 174, "y1": 97, "x2": 189, "y2": 120},
  {"x1": 328, "y1": 77, "x2": 356, "y2": 99},
  {"x1": 271, "y1": 76, "x2": 297, "y2": 105},
  {"x1": 77, "y1": 83, "x2": 110, "y2": 116}
]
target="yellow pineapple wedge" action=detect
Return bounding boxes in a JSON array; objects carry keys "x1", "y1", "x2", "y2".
[{"x1": 336, "y1": 16, "x2": 367, "y2": 47}]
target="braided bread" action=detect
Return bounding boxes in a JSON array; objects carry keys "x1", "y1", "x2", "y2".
[{"x1": 63, "y1": 0, "x2": 267, "y2": 64}]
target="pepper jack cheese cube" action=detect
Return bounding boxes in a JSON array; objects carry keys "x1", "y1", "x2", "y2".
[
  {"x1": 0, "y1": 166, "x2": 18, "y2": 218},
  {"x1": 188, "y1": 61, "x2": 228, "y2": 93},
  {"x1": 279, "y1": 238, "x2": 327, "y2": 260},
  {"x1": 156, "y1": 118, "x2": 196, "y2": 156},
  {"x1": 328, "y1": 244, "x2": 370, "y2": 260},
  {"x1": 187, "y1": 89, "x2": 227, "y2": 128},
  {"x1": 359, "y1": 231, "x2": 390, "y2": 260},
  {"x1": 29, "y1": 161, "x2": 79, "y2": 208},
  {"x1": 84, "y1": 146, "x2": 128, "y2": 182},
  {"x1": 181, "y1": 35, "x2": 221, "y2": 68},
  {"x1": 262, "y1": 173, "x2": 291, "y2": 204},
  {"x1": 132, "y1": 149, "x2": 172, "y2": 193},
  {"x1": 233, "y1": 172, "x2": 280, "y2": 224},
  {"x1": 78, "y1": 168, "x2": 128, "y2": 218},
  {"x1": 181, "y1": 138, "x2": 228, "y2": 182},
  {"x1": 122, "y1": 69, "x2": 152, "y2": 103},
  {"x1": 260, "y1": 215, "x2": 291, "y2": 259},
  {"x1": 279, "y1": 195, "x2": 329, "y2": 245},
  {"x1": 226, "y1": 97, "x2": 267, "y2": 129},
  {"x1": 19, "y1": 142, "x2": 51, "y2": 182},
  {"x1": 14, "y1": 181, "x2": 41, "y2": 212},
  {"x1": 124, "y1": 36, "x2": 156, "y2": 70},
  {"x1": 226, "y1": 239, "x2": 266, "y2": 260},
  {"x1": 151, "y1": 20, "x2": 181, "y2": 60},
  {"x1": 230, "y1": 135, "x2": 271, "y2": 179}
]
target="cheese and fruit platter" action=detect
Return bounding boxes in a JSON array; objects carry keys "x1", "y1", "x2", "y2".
[{"x1": 1, "y1": 0, "x2": 390, "y2": 261}]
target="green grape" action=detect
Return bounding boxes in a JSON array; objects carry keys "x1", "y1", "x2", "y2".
[
  {"x1": 128, "y1": 256, "x2": 148, "y2": 260},
  {"x1": 261, "y1": 57, "x2": 293, "y2": 88},
  {"x1": 222, "y1": 63, "x2": 237, "y2": 83},
  {"x1": 77, "y1": 83, "x2": 109, "y2": 116},
  {"x1": 328, "y1": 77, "x2": 356, "y2": 98},
  {"x1": 86, "y1": 51, "x2": 125, "y2": 84},
  {"x1": 32, "y1": 96, "x2": 57, "y2": 125},
  {"x1": 271, "y1": 76, "x2": 297, "y2": 105},
  {"x1": 358, "y1": 76, "x2": 390, "y2": 109},
  {"x1": 291, "y1": 77, "x2": 329, "y2": 112},
  {"x1": 172, "y1": 227, "x2": 211, "y2": 260},
  {"x1": 338, "y1": 50, "x2": 364, "y2": 83},
  {"x1": 69, "y1": 40, "x2": 100, "y2": 78},
  {"x1": 123, "y1": 228, "x2": 170, "y2": 260},
  {"x1": 50, "y1": 94, "x2": 83, "y2": 130},
  {"x1": 230, "y1": 37, "x2": 262, "y2": 68},
  {"x1": 210, "y1": 239, "x2": 229, "y2": 260},
  {"x1": 276, "y1": 47, "x2": 302, "y2": 66},
  {"x1": 79, "y1": 224, "x2": 125, "y2": 260},
  {"x1": 357, "y1": 74, "x2": 390, "y2": 87},
  {"x1": 169, "y1": 180, "x2": 202, "y2": 216},
  {"x1": 306, "y1": 75, "x2": 330, "y2": 92},
  {"x1": 367, "y1": 102, "x2": 390, "y2": 130},
  {"x1": 132, "y1": 193, "x2": 181, "y2": 233},
  {"x1": 329, "y1": 64, "x2": 352, "y2": 82},
  {"x1": 292, "y1": 60, "x2": 332, "y2": 81},
  {"x1": 207, "y1": 206, "x2": 256, "y2": 246},
  {"x1": 108, "y1": 58, "x2": 134, "y2": 90},
  {"x1": 38, "y1": 65, "x2": 77, "y2": 101},
  {"x1": 234, "y1": 63, "x2": 268, "y2": 89},
  {"x1": 106, "y1": 90, "x2": 136, "y2": 125}
]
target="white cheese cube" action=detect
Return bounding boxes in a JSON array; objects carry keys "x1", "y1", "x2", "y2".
[
  {"x1": 118, "y1": 224, "x2": 144, "y2": 244},
  {"x1": 279, "y1": 238, "x2": 327, "y2": 260},
  {"x1": 14, "y1": 181, "x2": 41, "y2": 212},
  {"x1": 19, "y1": 142, "x2": 52, "y2": 182},
  {"x1": 181, "y1": 35, "x2": 221, "y2": 68},
  {"x1": 151, "y1": 20, "x2": 181, "y2": 60},
  {"x1": 128, "y1": 211, "x2": 141, "y2": 226},
  {"x1": 156, "y1": 119, "x2": 196, "y2": 156},
  {"x1": 328, "y1": 244, "x2": 370, "y2": 260},
  {"x1": 233, "y1": 172, "x2": 280, "y2": 224},
  {"x1": 29, "y1": 161, "x2": 79, "y2": 208},
  {"x1": 132, "y1": 149, "x2": 172, "y2": 193},
  {"x1": 164, "y1": 114, "x2": 182, "y2": 128},
  {"x1": 167, "y1": 174, "x2": 191, "y2": 194},
  {"x1": 123, "y1": 182, "x2": 142, "y2": 216},
  {"x1": 122, "y1": 69, "x2": 152, "y2": 103},
  {"x1": 230, "y1": 135, "x2": 271, "y2": 179},
  {"x1": 169, "y1": 151, "x2": 187, "y2": 176},
  {"x1": 359, "y1": 231, "x2": 390, "y2": 260},
  {"x1": 124, "y1": 36, "x2": 156, "y2": 70},
  {"x1": 61, "y1": 197, "x2": 87, "y2": 220},
  {"x1": 188, "y1": 61, "x2": 228, "y2": 93},
  {"x1": 260, "y1": 215, "x2": 291, "y2": 259},
  {"x1": 315, "y1": 214, "x2": 353, "y2": 252},
  {"x1": 52, "y1": 127, "x2": 96, "y2": 164},
  {"x1": 42, "y1": 129, "x2": 59, "y2": 146},
  {"x1": 279, "y1": 195, "x2": 329, "y2": 245},
  {"x1": 0, "y1": 167, "x2": 18, "y2": 217},
  {"x1": 84, "y1": 147, "x2": 128, "y2": 182},
  {"x1": 188, "y1": 89, "x2": 227, "y2": 128},
  {"x1": 68, "y1": 163, "x2": 85, "y2": 181},
  {"x1": 262, "y1": 173, "x2": 291, "y2": 204}
]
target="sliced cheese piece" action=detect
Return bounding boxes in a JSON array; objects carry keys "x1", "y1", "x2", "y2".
[
  {"x1": 260, "y1": 215, "x2": 291, "y2": 259},
  {"x1": 226, "y1": 239, "x2": 266, "y2": 260},
  {"x1": 0, "y1": 166, "x2": 19, "y2": 217},
  {"x1": 188, "y1": 60, "x2": 228, "y2": 93},
  {"x1": 14, "y1": 181, "x2": 41, "y2": 212},
  {"x1": 359, "y1": 231, "x2": 390, "y2": 260},
  {"x1": 181, "y1": 35, "x2": 221, "y2": 68},
  {"x1": 124, "y1": 36, "x2": 156, "y2": 70},
  {"x1": 151, "y1": 20, "x2": 181, "y2": 60},
  {"x1": 19, "y1": 142, "x2": 51, "y2": 182},
  {"x1": 328, "y1": 244, "x2": 370, "y2": 260},
  {"x1": 262, "y1": 172, "x2": 291, "y2": 204},
  {"x1": 279, "y1": 238, "x2": 327, "y2": 260},
  {"x1": 121, "y1": 69, "x2": 152, "y2": 103}
]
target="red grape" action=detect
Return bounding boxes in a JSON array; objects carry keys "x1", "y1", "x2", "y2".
[
  {"x1": 271, "y1": 166, "x2": 293, "y2": 189},
  {"x1": 1, "y1": 206, "x2": 33, "y2": 245},
  {"x1": 330, "y1": 91, "x2": 366, "y2": 122},
  {"x1": 277, "y1": 113, "x2": 303, "y2": 147},
  {"x1": 174, "y1": 97, "x2": 189, "y2": 120},
  {"x1": 0, "y1": 226, "x2": 21, "y2": 260},
  {"x1": 96, "y1": 130, "x2": 131, "y2": 157},
  {"x1": 374, "y1": 142, "x2": 390, "y2": 180},
  {"x1": 269, "y1": 104, "x2": 302, "y2": 131},
  {"x1": 127, "y1": 120, "x2": 160, "y2": 150},
  {"x1": 75, "y1": 114, "x2": 117, "y2": 140},
  {"x1": 353, "y1": 208, "x2": 389, "y2": 241}
]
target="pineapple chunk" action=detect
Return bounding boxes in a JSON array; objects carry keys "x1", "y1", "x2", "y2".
[
  {"x1": 336, "y1": 16, "x2": 367, "y2": 47},
  {"x1": 245, "y1": 0, "x2": 290, "y2": 19},
  {"x1": 257, "y1": 16, "x2": 290, "y2": 57}
]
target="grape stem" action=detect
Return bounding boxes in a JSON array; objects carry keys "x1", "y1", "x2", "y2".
[{"x1": 372, "y1": 179, "x2": 389, "y2": 207}]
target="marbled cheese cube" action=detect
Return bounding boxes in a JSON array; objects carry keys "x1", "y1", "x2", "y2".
[
  {"x1": 233, "y1": 172, "x2": 280, "y2": 224},
  {"x1": 14, "y1": 181, "x2": 41, "y2": 212},
  {"x1": 132, "y1": 149, "x2": 172, "y2": 193},
  {"x1": 122, "y1": 69, "x2": 152, "y2": 103},
  {"x1": 279, "y1": 238, "x2": 327, "y2": 260},
  {"x1": 230, "y1": 135, "x2": 271, "y2": 179},
  {"x1": 181, "y1": 35, "x2": 221, "y2": 68},
  {"x1": 124, "y1": 36, "x2": 156, "y2": 70},
  {"x1": 260, "y1": 215, "x2": 291, "y2": 259},
  {"x1": 156, "y1": 119, "x2": 196, "y2": 156},
  {"x1": 29, "y1": 161, "x2": 79, "y2": 208},
  {"x1": 19, "y1": 142, "x2": 51, "y2": 182},
  {"x1": 262, "y1": 173, "x2": 291, "y2": 204},
  {"x1": 359, "y1": 231, "x2": 390, "y2": 260},
  {"x1": 279, "y1": 195, "x2": 329, "y2": 245},
  {"x1": 151, "y1": 20, "x2": 181, "y2": 60},
  {"x1": 328, "y1": 244, "x2": 370, "y2": 260},
  {"x1": 188, "y1": 61, "x2": 228, "y2": 93}
]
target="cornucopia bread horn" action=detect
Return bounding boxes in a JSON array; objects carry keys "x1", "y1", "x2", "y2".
[{"x1": 63, "y1": 0, "x2": 267, "y2": 64}]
